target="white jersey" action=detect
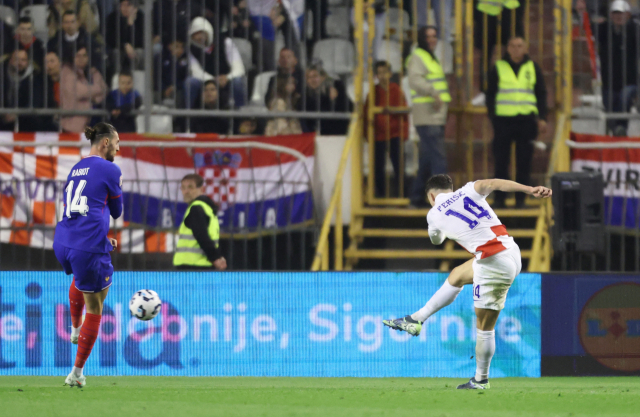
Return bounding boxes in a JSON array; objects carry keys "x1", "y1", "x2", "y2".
[{"x1": 426, "y1": 182, "x2": 516, "y2": 260}]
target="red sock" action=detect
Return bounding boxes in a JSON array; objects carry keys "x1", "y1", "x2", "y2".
[
  {"x1": 74, "y1": 313, "x2": 101, "y2": 369},
  {"x1": 69, "y1": 279, "x2": 85, "y2": 328}
]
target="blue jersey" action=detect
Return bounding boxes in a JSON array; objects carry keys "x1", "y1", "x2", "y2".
[{"x1": 54, "y1": 156, "x2": 123, "y2": 253}]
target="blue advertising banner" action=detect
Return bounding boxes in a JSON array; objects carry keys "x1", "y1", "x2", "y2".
[
  {"x1": 0, "y1": 272, "x2": 541, "y2": 377},
  {"x1": 542, "y1": 274, "x2": 640, "y2": 375}
]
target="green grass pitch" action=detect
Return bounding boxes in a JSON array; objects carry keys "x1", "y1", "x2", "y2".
[{"x1": 0, "y1": 376, "x2": 638, "y2": 417}]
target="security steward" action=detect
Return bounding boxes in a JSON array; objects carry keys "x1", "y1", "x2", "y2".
[
  {"x1": 173, "y1": 173, "x2": 227, "y2": 270},
  {"x1": 486, "y1": 36, "x2": 547, "y2": 209}
]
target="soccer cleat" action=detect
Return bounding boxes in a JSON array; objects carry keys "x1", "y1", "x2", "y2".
[
  {"x1": 382, "y1": 315, "x2": 422, "y2": 336},
  {"x1": 64, "y1": 372, "x2": 86, "y2": 388},
  {"x1": 456, "y1": 377, "x2": 490, "y2": 390}
]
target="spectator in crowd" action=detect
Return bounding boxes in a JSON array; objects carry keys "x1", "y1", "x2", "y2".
[
  {"x1": 265, "y1": 73, "x2": 302, "y2": 136},
  {"x1": 11, "y1": 17, "x2": 46, "y2": 71},
  {"x1": 1, "y1": 49, "x2": 52, "y2": 132},
  {"x1": 246, "y1": 0, "x2": 284, "y2": 71},
  {"x1": 47, "y1": 0, "x2": 100, "y2": 38},
  {"x1": 153, "y1": 0, "x2": 204, "y2": 49},
  {"x1": 186, "y1": 17, "x2": 232, "y2": 108},
  {"x1": 45, "y1": 51, "x2": 62, "y2": 129},
  {"x1": 47, "y1": 10, "x2": 103, "y2": 70},
  {"x1": 598, "y1": 0, "x2": 639, "y2": 136},
  {"x1": 302, "y1": 65, "x2": 351, "y2": 135},
  {"x1": 60, "y1": 46, "x2": 107, "y2": 132},
  {"x1": 105, "y1": 0, "x2": 145, "y2": 73},
  {"x1": 364, "y1": 61, "x2": 409, "y2": 197},
  {"x1": 472, "y1": 0, "x2": 524, "y2": 105},
  {"x1": 232, "y1": 0, "x2": 258, "y2": 39},
  {"x1": 265, "y1": 48, "x2": 303, "y2": 106},
  {"x1": 45, "y1": 52, "x2": 62, "y2": 110},
  {"x1": 156, "y1": 34, "x2": 189, "y2": 103},
  {"x1": 190, "y1": 80, "x2": 230, "y2": 134},
  {"x1": 106, "y1": 71, "x2": 142, "y2": 133},
  {"x1": 486, "y1": 36, "x2": 547, "y2": 208},
  {"x1": 408, "y1": 26, "x2": 451, "y2": 207}
]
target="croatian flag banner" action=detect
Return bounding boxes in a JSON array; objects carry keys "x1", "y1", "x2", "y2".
[
  {"x1": 0, "y1": 132, "x2": 315, "y2": 252},
  {"x1": 570, "y1": 132, "x2": 640, "y2": 228}
]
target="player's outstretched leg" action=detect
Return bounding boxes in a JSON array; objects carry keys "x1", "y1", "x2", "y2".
[
  {"x1": 69, "y1": 278, "x2": 85, "y2": 344},
  {"x1": 383, "y1": 259, "x2": 473, "y2": 336},
  {"x1": 65, "y1": 287, "x2": 108, "y2": 388},
  {"x1": 457, "y1": 308, "x2": 499, "y2": 390}
]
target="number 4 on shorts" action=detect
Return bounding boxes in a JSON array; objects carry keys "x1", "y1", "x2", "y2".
[{"x1": 473, "y1": 284, "x2": 480, "y2": 300}]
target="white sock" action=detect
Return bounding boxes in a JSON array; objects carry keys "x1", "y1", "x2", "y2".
[
  {"x1": 475, "y1": 329, "x2": 495, "y2": 382},
  {"x1": 72, "y1": 366, "x2": 83, "y2": 378},
  {"x1": 71, "y1": 326, "x2": 80, "y2": 338},
  {"x1": 411, "y1": 281, "x2": 462, "y2": 322}
]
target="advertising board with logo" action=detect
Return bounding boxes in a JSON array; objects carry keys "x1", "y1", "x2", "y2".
[
  {"x1": 0, "y1": 271, "x2": 540, "y2": 377},
  {"x1": 541, "y1": 275, "x2": 640, "y2": 376}
]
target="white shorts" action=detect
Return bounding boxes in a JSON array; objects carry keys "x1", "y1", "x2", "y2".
[{"x1": 472, "y1": 245, "x2": 522, "y2": 311}]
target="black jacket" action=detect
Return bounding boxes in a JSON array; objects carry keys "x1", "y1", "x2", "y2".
[
  {"x1": 598, "y1": 21, "x2": 639, "y2": 92},
  {"x1": 183, "y1": 195, "x2": 222, "y2": 264},
  {"x1": 486, "y1": 53, "x2": 547, "y2": 121}
]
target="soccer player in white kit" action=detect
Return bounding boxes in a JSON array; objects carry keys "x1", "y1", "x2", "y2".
[{"x1": 383, "y1": 174, "x2": 552, "y2": 389}]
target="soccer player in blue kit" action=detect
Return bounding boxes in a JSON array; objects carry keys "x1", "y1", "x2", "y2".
[{"x1": 53, "y1": 122, "x2": 122, "y2": 388}]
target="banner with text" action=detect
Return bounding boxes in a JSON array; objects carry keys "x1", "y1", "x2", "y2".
[
  {"x1": 570, "y1": 132, "x2": 640, "y2": 228},
  {"x1": 0, "y1": 133, "x2": 314, "y2": 252},
  {"x1": 0, "y1": 271, "x2": 540, "y2": 377}
]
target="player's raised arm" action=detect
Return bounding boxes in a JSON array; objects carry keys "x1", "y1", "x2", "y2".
[{"x1": 473, "y1": 179, "x2": 552, "y2": 199}]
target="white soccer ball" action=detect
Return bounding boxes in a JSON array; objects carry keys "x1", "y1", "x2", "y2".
[{"x1": 129, "y1": 289, "x2": 162, "y2": 321}]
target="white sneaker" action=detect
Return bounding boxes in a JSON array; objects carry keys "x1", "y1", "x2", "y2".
[
  {"x1": 471, "y1": 93, "x2": 486, "y2": 106},
  {"x1": 64, "y1": 372, "x2": 86, "y2": 388},
  {"x1": 70, "y1": 326, "x2": 81, "y2": 344}
]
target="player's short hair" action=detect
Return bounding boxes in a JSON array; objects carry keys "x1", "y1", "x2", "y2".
[
  {"x1": 182, "y1": 173, "x2": 204, "y2": 188},
  {"x1": 425, "y1": 174, "x2": 453, "y2": 193},
  {"x1": 85, "y1": 122, "x2": 116, "y2": 144}
]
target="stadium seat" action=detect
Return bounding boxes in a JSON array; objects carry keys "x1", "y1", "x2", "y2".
[
  {"x1": 250, "y1": 71, "x2": 276, "y2": 106},
  {"x1": 313, "y1": 39, "x2": 356, "y2": 76},
  {"x1": 20, "y1": 5, "x2": 48, "y2": 42},
  {"x1": 325, "y1": 7, "x2": 351, "y2": 39},
  {"x1": 345, "y1": 75, "x2": 369, "y2": 104},
  {"x1": 382, "y1": 8, "x2": 411, "y2": 39},
  {"x1": 111, "y1": 71, "x2": 147, "y2": 100},
  {"x1": 232, "y1": 38, "x2": 254, "y2": 72},
  {"x1": 0, "y1": 5, "x2": 16, "y2": 27},
  {"x1": 136, "y1": 105, "x2": 172, "y2": 134},
  {"x1": 376, "y1": 40, "x2": 403, "y2": 74}
]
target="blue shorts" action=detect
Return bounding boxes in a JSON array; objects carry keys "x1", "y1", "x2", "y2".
[{"x1": 53, "y1": 242, "x2": 114, "y2": 293}]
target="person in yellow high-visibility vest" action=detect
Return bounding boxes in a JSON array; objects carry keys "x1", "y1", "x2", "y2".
[
  {"x1": 486, "y1": 37, "x2": 547, "y2": 209},
  {"x1": 407, "y1": 26, "x2": 450, "y2": 207},
  {"x1": 173, "y1": 173, "x2": 227, "y2": 270}
]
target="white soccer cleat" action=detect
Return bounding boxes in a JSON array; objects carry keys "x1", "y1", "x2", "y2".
[{"x1": 64, "y1": 372, "x2": 86, "y2": 388}]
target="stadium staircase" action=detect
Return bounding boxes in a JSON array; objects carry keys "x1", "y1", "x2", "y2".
[{"x1": 312, "y1": 0, "x2": 572, "y2": 272}]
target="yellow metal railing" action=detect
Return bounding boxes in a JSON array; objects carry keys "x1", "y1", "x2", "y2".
[{"x1": 313, "y1": 0, "x2": 574, "y2": 271}]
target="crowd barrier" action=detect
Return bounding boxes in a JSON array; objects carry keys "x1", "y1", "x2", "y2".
[{"x1": 0, "y1": 271, "x2": 540, "y2": 377}]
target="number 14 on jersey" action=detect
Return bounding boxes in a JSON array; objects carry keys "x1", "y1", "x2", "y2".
[
  {"x1": 65, "y1": 180, "x2": 89, "y2": 218},
  {"x1": 445, "y1": 196, "x2": 491, "y2": 229}
]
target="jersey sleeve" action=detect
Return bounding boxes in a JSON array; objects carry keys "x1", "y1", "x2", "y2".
[
  {"x1": 106, "y1": 164, "x2": 123, "y2": 219},
  {"x1": 427, "y1": 211, "x2": 445, "y2": 245},
  {"x1": 464, "y1": 181, "x2": 488, "y2": 201}
]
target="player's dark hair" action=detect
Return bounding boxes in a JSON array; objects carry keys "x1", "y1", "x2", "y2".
[
  {"x1": 85, "y1": 122, "x2": 116, "y2": 144},
  {"x1": 182, "y1": 173, "x2": 204, "y2": 188},
  {"x1": 425, "y1": 174, "x2": 453, "y2": 193}
]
